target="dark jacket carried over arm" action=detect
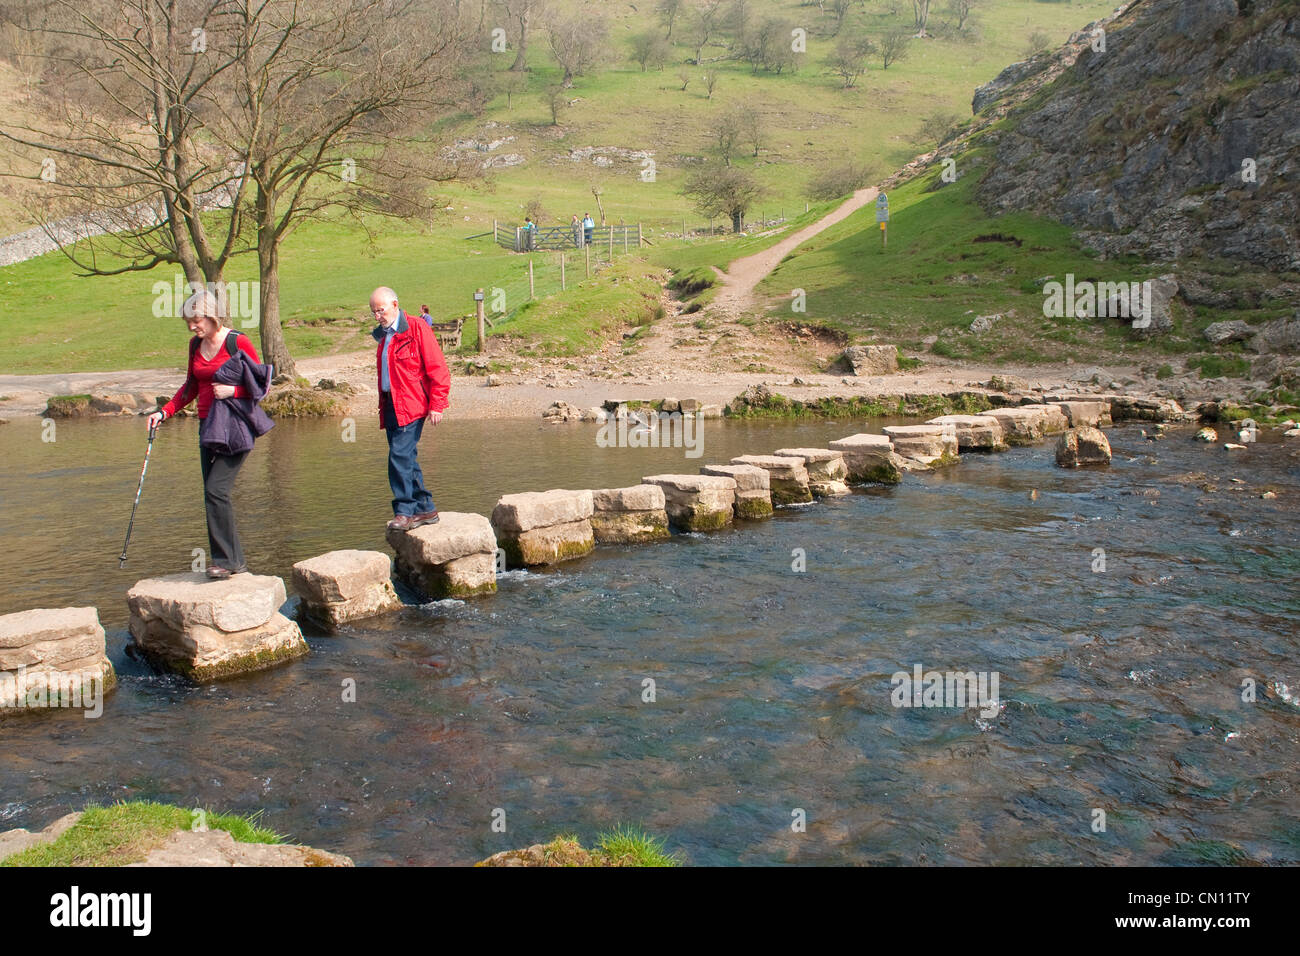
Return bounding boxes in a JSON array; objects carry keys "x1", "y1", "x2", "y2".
[{"x1": 200, "y1": 351, "x2": 275, "y2": 455}]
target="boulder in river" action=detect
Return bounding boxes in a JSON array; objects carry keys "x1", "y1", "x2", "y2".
[
  {"x1": 491, "y1": 490, "x2": 595, "y2": 567},
  {"x1": 882, "y1": 424, "x2": 959, "y2": 466},
  {"x1": 388, "y1": 511, "x2": 499, "y2": 595},
  {"x1": 827, "y1": 434, "x2": 905, "y2": 484},
  {"x1": 978, "y1": 407, "x2": 1047, "y2": 445},
  {"x1": 925, "y1": 415, "x2": 1008, "y2": 451},
  {"x1": 291, "y1": 549, "x2": 401, "y2": 628},
  {"x1": 729, "y1": 455, "x2": 813, "y2": 504},
  {"x1": 700, "y1": 464, "x2": 773, "y2": 519},
  {"x1": 1018, "y1": 404, "x2": 1070, "y2": 435},
  {"x1": 1055, "y1": 427, "x2": 1112, "y2": 468},
  {"x1": 127, "y1": 573, "x2": 308, "y2": 683},
  {"x1": 590, "y1": 485, "x2": 671, "y2": 544},
  {"x1": 773, "y1": 448, "x2": 850, "y2": 496},
  {"x1": 0, "y1": 606, "x2": 116, "y2": 715},
  {"x1": 1051, "y1": 400, "x2": 1112, "y2": 429},
  {"x1": 641, "y1": 474, "x2": 737, "y2": 531}
]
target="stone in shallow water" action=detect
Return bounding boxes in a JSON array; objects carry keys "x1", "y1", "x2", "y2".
[
  {"x1": 827, "y1": 434, "x2": 905, "y2": 484},
  {"x1": 641, "y1": 474, "x2": 737, "y2": 531},
  {"x1": 499, "y1": 519, "x2": 595, "y2": 567},
  {"x1": 882, "y1": 425, "x2": 960, "y2": 465},
  {"x1": 490, "y1": 488, "x2": 594, "y2": 532},
  {"x1": 387, "y1": 512, "x2": 499, "y2": 597},
  {"x1": 292, "y1": 549, "x2": 401, "y2": 628},
  {"x1": 1052, "y1": 400, "x2": 1112, "y2": 429},
  {"x1": 700, "y1": 464, "x2": 773, "y2": 519},
  {"x1": 978, "y1": 407, "x2": 1047, "y2": 445},
  {"x1": 925, "y1": 415, "x2": 1008, "y2": 451},
  {"x1": 729, "y1": 455, "x2": 812, "y2": 504},
  {"x1": 773, "y1": 447, "x2": 850, "y2": 496},
  {"x1": 590, "y1": 485, "x2": 670, "y2": 544},
  {"x1": 1055, "y1": 426, "x2": 1112, "y2": 468},
  {"x1": 0, "y1": 607, "x2": 116, "y2": 714},
  {"x1": 127, "y1": 573, "x2": 306, "y2": 683},
  {"x1": 1019, "y1": 403, "x2": 1070, "y2": 434}
]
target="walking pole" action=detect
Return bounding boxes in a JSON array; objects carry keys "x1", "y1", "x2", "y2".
[{"x1": 119, "y1": 419, "x2": 158, "y2": 568}]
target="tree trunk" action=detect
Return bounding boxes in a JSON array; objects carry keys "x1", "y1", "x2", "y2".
[
  {"x1": 257, "y1": 222, "x2": 295, "y2": 378},
  {"x1": 732, "y1": 210, "x2": 743, "y2": 232}
]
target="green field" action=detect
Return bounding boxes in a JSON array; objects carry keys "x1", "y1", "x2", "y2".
[{"x1": 1, "y1": 0, "x2": 1138, "y2": 373}]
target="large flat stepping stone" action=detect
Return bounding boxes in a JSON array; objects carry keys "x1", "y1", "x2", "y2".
[
  {"x1": 773, "y1": 448, "x2": 850, "y2": 496},
  {"x1": 729, "y1": 455, "x2": 812, "y2": 505},
  {"x1": 591, "y1": 486, "x2": 670, "y2": 544},
  {"x1": 491, "y1": 489, "x2": 596, "y2": 568},
  {"x1": 1019, "y1": 404, "x2": 1070, "y2": 434},
  {"x1": 292, "y1": 550, "x2": 401, "y2": 628},
  {"x1": 642, "y1": 474, "x2": 736, "y2": 531},
  {"x1": 0, "y1": 607, "x2": 116, "y2": 714},
  {"x1": 827, "y1": 434, "x2": 905, "y2": 484},
  {"x1": 700, "y1": 464, "x2": 772, "y2": 519},
  {"x1": 882, "y1": 425, "x2": 959, "y2": 466},
  {"x1": 127, "y1": 573, "x2": 307, "y2": 683},
  {"x1": 1052, "y1": 400, "x2": 1112, "y2": 428},
  {"x1": 925, "y1": 415, "x2": 1008, "y2": 451},
  {"x1": 977, "y1": 407, "x2": 1048, "y2": 445},
  {"x1": 1056, "y1": 426, "x2": 1112, "y2": 467},
  {"x1": 387, "y1": 512, "x2": 498, "y2": 598}
]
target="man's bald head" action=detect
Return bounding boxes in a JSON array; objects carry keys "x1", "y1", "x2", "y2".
[{"x1": 370, "y1": 286, "x2": 400, "y2": 327}]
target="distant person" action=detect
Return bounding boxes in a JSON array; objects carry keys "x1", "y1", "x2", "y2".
[
  {"x1": 369, "y1": 286, "x2": 450, "y2": 532},
  {"x1": 523, "y1": 216, "x2": 537, "y2": 251},
  {"x1": 582, "y1": 212, "x2": 594, "y2": 246},
  {"x1": 571, "y1": 214, "x2": 581, "y2": 247},
  {"x1": 146, "y1": 290, "x2": 263, "y2": 580},
  {"x1": 419, "y1": 304, "x2": 433, "y2": 327}
]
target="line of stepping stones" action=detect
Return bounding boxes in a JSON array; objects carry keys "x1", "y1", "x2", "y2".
[{"x1": 0, "y1": 398, "x2": 1145, "y2": 706}]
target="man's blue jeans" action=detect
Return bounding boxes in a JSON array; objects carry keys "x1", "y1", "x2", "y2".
[{"x1": 382, "y1": 393, "x2": 435, "y2": 516}]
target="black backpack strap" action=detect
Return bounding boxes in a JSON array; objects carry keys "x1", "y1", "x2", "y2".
[{"x1": 225, "y1": 330, "x2": 240, "y2": 357}]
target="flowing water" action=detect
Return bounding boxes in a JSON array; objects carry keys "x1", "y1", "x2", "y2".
[{"x1": 0, "y1": 414, "x2": 1297, "y2": 865}]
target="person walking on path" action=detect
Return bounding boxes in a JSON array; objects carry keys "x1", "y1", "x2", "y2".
[
  {"x1": 146, "y1": 290, "x2": 263, "y2": 580},
  {"x1": 571, "y1": 214, "x2": 581, "y2": 248},
  {"x1": 370, "y1": 286, "x2": 450, "y2": 532},
  {"x1": 582, "y1": 212, "x2": 595, "y2": 246}
]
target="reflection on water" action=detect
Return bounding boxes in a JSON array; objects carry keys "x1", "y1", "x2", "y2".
[{"x1": 0, "y1": 415, "x2": 1297, "y2": 865}]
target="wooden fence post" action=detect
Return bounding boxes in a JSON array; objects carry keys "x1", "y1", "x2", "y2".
[
  {"x1": 585, "y1": 245, "x2": 591, "y2": 278},
  {"x1": 560, "y1": 253, "x2": 566, "y2": 291},
  {"x1": 637, "y1": 223, "x2": 643, "y2": 247},
  {"x1": 528, "y1": 258, "x2": 535, "y2": 299},
  {"x1": 475, "y1": 288, "x2": 485, "y2": 354}
]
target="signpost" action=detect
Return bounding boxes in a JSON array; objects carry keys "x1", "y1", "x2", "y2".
[{"x1": 876, "y1": 192, "x2": 889, "y2": 249}]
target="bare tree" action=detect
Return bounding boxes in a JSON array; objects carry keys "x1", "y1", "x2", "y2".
[
  {"x1": 545, "y1": 83, "x2": 569, "y2": 124},
  {"x1": 690, "y1": 0, "x2": 726, "y2": 63},
  {"x1": 727, "y1": 0, "x2": 753, "y2": 52},
  {"x1": 880, "y1": 27, "x2": 911, "y2": 68},
  {"x1": 827, "y1": 32, "x2": 875, "y2": 87},
  {"x1": 828, "y1": 0, "x2": 853, "y2": 36},
  {"x1": 630, "y1": 31, "x2": 670, "y2": 71},
  {"x1": 656, "y1": 0, "x2": 683, "y2": 40},
  {"x1": 495, "y1": 0, "x2": 548, "y2": 72},
  {"x1": 547, "y1": 12, "x2": 609, "y2": 88},
  {"x1": 677, "y1": 67, "x2": 691, "y2": 91},
  {"x1": 702, "y1": 69, "x2": 718, "y2": 98},
  {"x1": 946, "y1": 0, "x2": 977, "y2": 31},
  {"x1": 713, "y1": 107, "x2": 742, "y2": 165},
  {"x1": 683, "y1": 162, "x2": 764, "y2": 232},
  {"x1": 738, "y1": 104, "x2": 763, "y2": 157},
  {"x1": 912, "y1": 0, "x2": 932, "y2": 36}
]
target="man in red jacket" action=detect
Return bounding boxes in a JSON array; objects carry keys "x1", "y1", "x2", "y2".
[{"x1": 370, "y1": 286, "x2": 451, "y2": 531}]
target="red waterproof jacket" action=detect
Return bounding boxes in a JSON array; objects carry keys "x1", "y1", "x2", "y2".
[{"x1": 373, "y1": 309, "x2": 451, "y2": 428}]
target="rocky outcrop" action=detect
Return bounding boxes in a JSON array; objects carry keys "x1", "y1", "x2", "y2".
[
  {"x1": 0, "y1": 607, "x2": 115, "y2": 716},
  {"x1": 773, "y1": 448, "x2": 850, "y2": 496},
  {"x1": 1245, "y1": 314, "x2": 1300, "y2": 354},
  {"x1": 127, "y1": 829, "x2": 353, "y2": 867},
  {"x1": 491, "y1": 490, "x2": 595, "y2": 567},
  {"x1": 976, "y1": 0, "x2": 1300, "y2": 272},
  {"x1": 590, "y1": 486, "x2": 671, "y2": 544},
  {"x1": 729, "y1": 455, "x2": 813, "y2": 504},
  {"x1": 641, "y1": 475, "x2": 737, "y2": 531},
  {"x1": 1204, "y1": 320, "x2": 1254, "y2": 345},
  {"x1": 827, "y1": 434, "x2": 905, "y2": 484},
  {"x1": 1052, "y1": 400, "x2": 1112, "y2": 429},
  {"x1": 0, "y1": 813, "x2": 82, "y2": 858},
  {"x1": 127, "y1": 574, "x2": 308, "y2": 683},
  {"x1": 388, "y1": 512, "x2": 499, "y2": 596},
  {"x1": 1055, "y1": 427, "x2": 1113, "y2": 467},
  {"x1": 700, "y1": 464, "x2": 773, "y2": 519},
  {"x1": 292, "y1": 550, "x2": 401, "y2": 627}
]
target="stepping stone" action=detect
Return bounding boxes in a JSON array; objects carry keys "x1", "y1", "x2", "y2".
[
  {"x1": 773, "y1": 448, "x2": 850, "y2": 496},
  {"x1": 700, "y1": 464, "x2": 773, "y2": 519},
  {"x1": 1056, "y1": 426, "x2": 1112, "y2": 467},
  {"x1": 591, "y1": 485, "x2": 670, "y2": 544},
  {"x1": 491, "y1": 490, "x2": 595, "y2": 568},
  {"x1": 291, "y1": 549, "x2": 401, "y2": 628},
  {"x1": 1052, "y1": 400, "x2": 1112, "y2": 428},
  {"x1": 729, "y1": 455, "x2": 812, "y2": 504},
  {"x1": 925, "y1": 415, "x2": 1008, "y2": 451},
  {"x1": 1019, "y1": 403, "x2": 1070, "y2": 434},
  {"x1": 0, "y1": 607, "x2": 115, "y2": 715},
  {"x1": 882, "y1": 425, "x2": 960, "y2": 466},
  {"x1": 641, "y1": 474, "x2": 737, "y2": 531},
  {"x1": 978, "y1": 407, "x2": 1048, "y2": 445},
  {"x1": 827, "y1": 434, "x2": 905, "y2": 484},
  {"x1": 388, "y1": 512, "x2": 499, "y2": 597},
  {"x1": 127, "y1": 573, "x2": 307, "y2": 683}
]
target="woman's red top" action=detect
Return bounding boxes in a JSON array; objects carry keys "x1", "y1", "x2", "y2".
[{"x1": 162, "y1": 333, "x2": 261, "y2": 420}]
